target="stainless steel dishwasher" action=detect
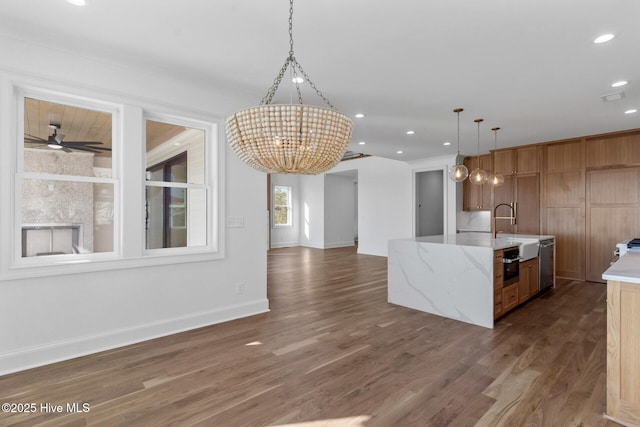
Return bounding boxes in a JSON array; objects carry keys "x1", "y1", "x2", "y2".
[{"x1": 539, "y1": 238, "x2": 555, "y2": 292}]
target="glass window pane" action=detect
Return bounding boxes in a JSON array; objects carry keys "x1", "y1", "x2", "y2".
[
  {"x1": 187, "y1": 188, "x2": 207, "y2": 247},
  {"x1": 145, "y1": 120, "x2": 205, "y2": 184},
  {"x1": 24, "y1": 97, "x2": 112, "y2": 176},
  {"x1": 145, "y1": 186, "x2": 207, "y2": 249},
  {"x1": 21, "y1": 179, "x2": 114, "y2": 256},
  {"x1": 273, "y1": 186, "x2": 292, "y2": 226}
]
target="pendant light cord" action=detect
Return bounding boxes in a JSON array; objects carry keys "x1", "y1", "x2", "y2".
[
  {"x1": 454, "y1": 108, "x2": 463, "y2": 157},
  {"x1": 475, "y1": 118, "x2": 483, "y2": 167},
  {"x1": 492, "y1": 127, "x2": 500, "y2": 173}
]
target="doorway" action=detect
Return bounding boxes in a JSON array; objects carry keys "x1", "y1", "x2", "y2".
[{"x1": 415, "y1": 169, "x2": 444, "y2": 237}]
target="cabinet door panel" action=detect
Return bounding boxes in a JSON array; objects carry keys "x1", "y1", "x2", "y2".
[
  {"x1": 546, "y1": 207, "x2": 585, "y2": 280},
  {"x1": 494, "y1": 150, "x2": 515, "y2": 175},
  {"x1": 493, "y1": 175, "x2": 515, "y2": 234},
  {"x1": 516, "y1": 146, "x2": 539, "y2": 173},
  {"x1": 516, "y1": 174, "x2": 540, "y2": 234},
  {"x1": 586, "y1": 167, "x2": 640, "y2": 283}
]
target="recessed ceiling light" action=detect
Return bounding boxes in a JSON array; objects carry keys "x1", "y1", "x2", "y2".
[
  {"x1": 443, "y1": 141, "x2": 451, "y2": 146},
  {"x1": 625, "y1": 109, "x2": 638, "y2": 114},
  {"x1": 355, "y1": 113, "x2": 365, "y2": 118},
  {"x1": 396, "y1": 150, "x2": 404, "y2": 154},
  {"x1": 612, "y1": 80, "x2": 628, "y2": 87},
  {"x1": 406, "y1": 130, "x2": 415, "y2": 135},
  {"x1": 292, "y1": 76, "x2": 304, "y2": 84},
  {"x1": 66, "y1": 0, "x2": 86, "y2": 5},
  {"x1": 358, "y1": 141, "x2": 366, "y2": 145},
  {"x1": 594, "y1": 33, "x2": 615, "y2": 44}
]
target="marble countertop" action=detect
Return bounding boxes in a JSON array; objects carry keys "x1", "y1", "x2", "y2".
[
  {"x1": 406, "y1": 234, "x2": 519, "y2": 250},
  {"x1": 396, "y1": 233, "x2": 556, "y2": 251},
  {"x1": 603, "y1": 252, "x2": 640, "y2": 284}
]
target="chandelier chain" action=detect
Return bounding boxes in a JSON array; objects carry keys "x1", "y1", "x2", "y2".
[{"x1": 260, "y1": 0, "x2": 335, "y2": 109}]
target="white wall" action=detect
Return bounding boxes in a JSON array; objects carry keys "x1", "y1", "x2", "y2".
[
  {"x1": 328, "y1": 157, "x2": 413, "y2": 256},
  {"x1": 298, "y1": 173, "x2": 325, "y2": 248},
  {"x1": 0, "y1": 36, "x2": 268, "y2": 374},
  {"x1": 270, "y1": 174, "x2": 300, "y2": 248},
  {"x1": 324, "y1": 173, "x2": 356, "y2": 248}
]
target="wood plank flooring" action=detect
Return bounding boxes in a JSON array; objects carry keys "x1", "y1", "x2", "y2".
[{"x1": 0, "y1": 246, "x2": 621, "y2": 426}]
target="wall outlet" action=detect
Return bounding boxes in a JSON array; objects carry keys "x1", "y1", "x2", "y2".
[{"x1": 236, "y1": 282, "x2": 245, "y2": 295}]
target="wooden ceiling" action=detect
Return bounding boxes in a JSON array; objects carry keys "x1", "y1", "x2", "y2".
[{"x1": 23, "y1": 97, "x2": 185, "y2": 156}]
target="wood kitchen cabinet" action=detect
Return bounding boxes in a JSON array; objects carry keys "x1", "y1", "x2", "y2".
[
  {"x1": 463, "y1": 154, "x2": 492, "y2": 210},
  {"x1": 518, "y1": 258, "x2": 539, "y2": 303},
  {"x1": 494, "y1": 149, "x2": 515, "y2": 175},
  {"x1": 606, "y1": 279, "x2": 640, "y2": 426},
  {"x1": 493, "y1": 146, "x2": 540, "y2": 175},
  {"x1": 493, "y1": 173, "x2": 540, "y2": 235},
  {"x1": 502, "y1": 283, "x2": 519, "y2": 313}
]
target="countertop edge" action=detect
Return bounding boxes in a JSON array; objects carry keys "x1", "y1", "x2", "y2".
[{"x1": 602, "y1": 252, "x2": 640, "y2": 284}]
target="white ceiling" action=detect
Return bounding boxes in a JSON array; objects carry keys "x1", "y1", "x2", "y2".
[{"x1": 1, "y1": 0, "x2": 639, "y2": 161}]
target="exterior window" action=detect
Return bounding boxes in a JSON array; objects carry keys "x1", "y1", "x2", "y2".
[
  {"x1": 145, "y1": 117, "x2": 208, "y2": 251},
  {"x1": 19, "y1": 93, "x2": 117, "y2": 262},
  {"x1": 273, "y1": 185, "x2": 292, "y2": 227}
]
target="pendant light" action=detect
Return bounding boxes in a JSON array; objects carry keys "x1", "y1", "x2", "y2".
[
  {"x1": 488, "y1": 127, "x2": 505, "y2": 187},
  {"x1": 225, "y1": 0, "x2": 353, "y2": 175},
  {"x1": 469, "y1": 118, "x2": 488, "y2": 185},
  {"x1": 448, "y1": 108, "x2": 468, "y2": 182}
]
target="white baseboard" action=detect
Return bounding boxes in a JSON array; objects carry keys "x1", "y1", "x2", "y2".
[
  {"x1": 324, "y1": 241, "x2": 355, "y2": 249},
  {"x1": 270, "y1": 241, "x2": 299, "y2": 248},
  {"x1": 300, "y1": 241, "x2": 324, "y2": 249},
  {"x1": 0, "y1": 299, "x2": 269, "y2": 376}
]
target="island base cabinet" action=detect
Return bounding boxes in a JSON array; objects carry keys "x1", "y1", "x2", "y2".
[
  {"x1": 502, "y1": 283, "x2": 518, "y2": 313},
  {"x1": 606, "y1": 280, "x2": 640, "y2": 427}
]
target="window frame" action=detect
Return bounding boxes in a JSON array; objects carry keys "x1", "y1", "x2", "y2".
[
  {"x1": 272, "y1": 185, "x2": 293, "y2": 228},
  {"x1": 13, "y1": 87, "x2": 121, "y2": 269},
  {"x1": 0, "y1": 80, "x2": 224, "y2": 281},
  {"x1": 143, "y1": 112, "x2": 217, "y2": 257}
]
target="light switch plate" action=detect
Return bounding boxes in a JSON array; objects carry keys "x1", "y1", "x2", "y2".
[{"x1": 226, "y1": 216, "x2": 244, "y2": 228}]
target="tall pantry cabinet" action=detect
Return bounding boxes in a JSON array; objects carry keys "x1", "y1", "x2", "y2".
[{"x1": 492, "y1": 146, "x2": 541, "y2": 235}]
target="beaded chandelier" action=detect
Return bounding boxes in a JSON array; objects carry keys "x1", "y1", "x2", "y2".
[{"x1": 225, "y1": 0, "x2": 353, "y2": 175}]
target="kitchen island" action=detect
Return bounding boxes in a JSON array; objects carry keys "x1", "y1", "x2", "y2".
[
  {"x1": 602, "y1": 252, "x2": 640, "y2": 427},
  {"x1": 388, "y1": 234, "x2": 553, "y2": 329}
]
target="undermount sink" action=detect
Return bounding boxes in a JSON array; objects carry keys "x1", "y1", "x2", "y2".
[{"x1": 498, "y1": 237, "x2": 540, "y2": 261}]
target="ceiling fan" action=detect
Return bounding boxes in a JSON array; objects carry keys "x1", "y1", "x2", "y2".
[{"x1": 24, "y1": 124, "x2": 111, "y2": 153}]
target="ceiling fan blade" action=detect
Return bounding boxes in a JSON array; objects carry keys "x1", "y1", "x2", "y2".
[
  {"x1": 61, "y1": 141, "x2": 105, "y2": 146},
  {"x1": 55, "y1": 133, "x2": 65, "y2": 144},
  {"x1": 62, "y1": 147, "x2": 73, "y2": 153},
  {"x1": 24, "y1": 138, "x2": 49, "y2": 145},
  {"x1": 67, "y1": 146, "x2": 104, "y2": 153},
  {"x1": 24, "y1": 134, "x2": 47, "y2": 143}
]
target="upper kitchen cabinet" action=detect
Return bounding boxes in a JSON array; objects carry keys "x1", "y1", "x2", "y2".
[
  {"x1": 494, "y1": 149, "x2": 515, "y2": 175},
  {"x1": 586, "y1": 131, "x2": 640, "y2": 168},
  {"x1": 493, "y1": 173, "x2": 540, "y2": 235},
  {"x1": 463, "y1": 154, "x2": 492, "y2": 211},
  {"x1": 493, "y1": 146, "x2": 540, "y2": 175}
]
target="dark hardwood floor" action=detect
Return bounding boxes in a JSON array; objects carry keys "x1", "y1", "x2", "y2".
[{"x1": 0, "y1": 246, "x2": 619, "y2": 426}]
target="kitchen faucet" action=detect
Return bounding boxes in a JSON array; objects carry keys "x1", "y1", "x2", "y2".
[{"x1": 493, "y1": 202, "x2": 517, "y2": 238}]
